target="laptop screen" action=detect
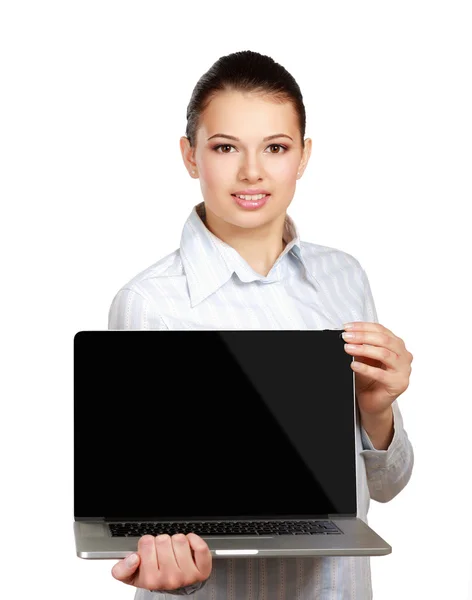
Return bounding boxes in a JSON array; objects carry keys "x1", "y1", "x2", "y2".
[{"x1": 74, "y1": 330, "x2": 357, "y2": 520}]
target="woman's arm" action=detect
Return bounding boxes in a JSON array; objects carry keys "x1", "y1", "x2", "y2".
[{"x1": 360, "y1": 399, "x2": 414, "y2": 502}]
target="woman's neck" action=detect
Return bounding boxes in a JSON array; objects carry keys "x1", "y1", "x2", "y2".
[{"x1": 202, "y1": 203, "x2": 287, "y2": 277}]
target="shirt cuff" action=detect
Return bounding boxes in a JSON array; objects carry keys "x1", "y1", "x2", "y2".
[
  {"x1": 151, "y1": 578, "x2": 208, "y2": 595},
  {"x1": 360, "y1": 401, "x2": 404, "y2": 468}
]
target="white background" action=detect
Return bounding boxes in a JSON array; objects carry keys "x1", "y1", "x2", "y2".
[{"x1": 1, "y1": 1, "x2": 471, "y2": 598}]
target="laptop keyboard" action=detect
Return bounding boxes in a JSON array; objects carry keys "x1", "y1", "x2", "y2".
[{"x1": 109, "y1": 520, "x2": 342, "y2": 537}]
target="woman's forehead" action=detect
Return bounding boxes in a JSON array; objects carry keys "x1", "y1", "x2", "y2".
[{"x1": 199, "y1": 91, "x2": 298, "y2": 136}]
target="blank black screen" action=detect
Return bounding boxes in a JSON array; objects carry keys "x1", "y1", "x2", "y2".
[{"x1": 74, "y1": 330, "x2": 356, "y2": 520}]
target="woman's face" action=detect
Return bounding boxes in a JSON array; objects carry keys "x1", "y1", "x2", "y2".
[{"x1": 181, "y1": 90, "x2": 311, "y2": 230}]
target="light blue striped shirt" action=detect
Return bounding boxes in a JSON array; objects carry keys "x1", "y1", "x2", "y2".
[{"x1": 108, "y1": 201, "x2": 414, "y2": 599}]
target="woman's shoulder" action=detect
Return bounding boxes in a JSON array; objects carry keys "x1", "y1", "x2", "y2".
[
  {"x1": 108, "y1": 247, "x2": 188, "y2": 329},
  {"x1": 299, "y1": 239, "x2": 364, "y2": 272},
  {"x1": 111, "y1": 247, "x2": 184, "y2": 301}
]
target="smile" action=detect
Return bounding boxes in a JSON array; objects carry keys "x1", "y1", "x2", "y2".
[{"x1": 232, "y1": 194, "x2": 269, "y2": 201}]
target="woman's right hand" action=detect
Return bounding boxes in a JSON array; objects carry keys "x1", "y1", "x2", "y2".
[{"x1": 111, "y1": 533, "x2": 212, "y2": 592}]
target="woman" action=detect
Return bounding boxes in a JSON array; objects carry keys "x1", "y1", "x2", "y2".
[{"x1": 108, "y1": 50, "x2": 414, "y2": 599}]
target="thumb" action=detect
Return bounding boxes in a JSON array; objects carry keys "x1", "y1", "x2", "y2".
[{"x1": 111, "y1": 553, "x2": 140, "y2": 582}]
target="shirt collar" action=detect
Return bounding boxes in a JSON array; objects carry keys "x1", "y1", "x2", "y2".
[{"x1": 180, "y1": 201, "x2": 319, "y2": 307}]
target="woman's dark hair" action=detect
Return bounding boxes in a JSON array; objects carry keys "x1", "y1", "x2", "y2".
[{"x1": 185, "y1": 50, "x2": 306, "y2": 149}]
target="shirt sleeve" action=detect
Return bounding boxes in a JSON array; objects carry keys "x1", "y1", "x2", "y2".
[
  {"x1": 133, "y1": 578, "x2": 209, "y2": 598},
  {"x1": 360, "y1": 400, "x2": 414, "y2": 502},
  {"x1": 358, "y1": 266, "x2": 415, "y2": 502},
  {"x1": 149, "y1": 578, "x2": 210, "y2": 596},
  {"x1": 108, "y1": 287, "x2": 168, "y2": 330}
]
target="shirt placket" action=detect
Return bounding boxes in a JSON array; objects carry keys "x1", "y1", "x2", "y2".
[{"x1": 267, "y1": 262, "x2": 308, "y2": 330}]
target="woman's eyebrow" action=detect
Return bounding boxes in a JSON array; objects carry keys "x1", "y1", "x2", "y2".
[{"x1": 207, "y1": 133, "x2": 293, "y2": 142}]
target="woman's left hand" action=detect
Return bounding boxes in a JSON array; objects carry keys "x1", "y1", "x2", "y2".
[{"x1": 342, "y1": 322, "x2": 413, "y2": 417}]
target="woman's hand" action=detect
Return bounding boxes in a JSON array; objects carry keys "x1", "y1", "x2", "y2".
[
  {"x1": 111, "y1": 533, "x2": 212, "y2": 593},
  {"x1": 342, "y1": 321, "x2": 413, "y2": 417}
]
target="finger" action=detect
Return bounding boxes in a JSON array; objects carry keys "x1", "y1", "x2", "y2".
[
  {"x1": 171, "y1": 534, "x2": 199, "y2": 574},
  {"x1": 155, "y1": 534, "x2": 179, "y2": 572},
  {"x1": 138, "y1": 534, "x2": 159, "y2": 579},
  {"x1": 345, "y1": 322, "x2": 396, "y2": 338},
  {"x1": 370, "y1": 333, "x2": 409, "y2": 364},
  {"x1": 347, "y1": 344, "x2": 399, "y2": 370},
  {"x1": 348, "y1": 331, "x2": 403, "y2": 359},
  {"x1": 351, "y1": 360, "x2": 383, "y2": 377},
  {"x1": 111, "y1": 552, "x2": 140, "y2": 583},
  {"x1": 186, "y1": 533, "x2": 212, "y2": 579}
]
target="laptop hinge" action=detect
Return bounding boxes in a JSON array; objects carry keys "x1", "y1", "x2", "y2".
[{"x1": 102, "y1": 515, "x2": 335, "y2": 522}]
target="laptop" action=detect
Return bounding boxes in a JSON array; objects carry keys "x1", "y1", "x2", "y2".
[{"x1": 74, "y1": 329, "x2": 391, "y2": 560}]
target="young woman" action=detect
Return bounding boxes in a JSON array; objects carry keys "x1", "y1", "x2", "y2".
[{"x1": 108, "y1": 50, "x2": 414, "y2": 600}]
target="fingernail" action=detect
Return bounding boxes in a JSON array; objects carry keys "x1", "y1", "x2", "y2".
[{"x1": 126, "y1": 554, "x2": 138, "y2": 568}]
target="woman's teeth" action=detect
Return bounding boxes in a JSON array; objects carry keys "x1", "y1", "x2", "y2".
[{"x1": 234, "y1": 194, "x2": 268, "y2": 201}]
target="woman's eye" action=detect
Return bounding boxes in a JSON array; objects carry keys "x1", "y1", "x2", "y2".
[
  {"x1": 215, "y1": 144, "x2": 234, "y2": 153},
  {"x1": 213, "y1": 144, "x2": 287, "y2": 154},
  {"x1": 267, "y1": 144, "x2": 286, "y2": 153}
]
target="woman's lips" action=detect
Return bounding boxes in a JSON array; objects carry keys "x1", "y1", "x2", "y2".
[{"x1": 231, "y1": 194, "x2": 270, "y2": 210}]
